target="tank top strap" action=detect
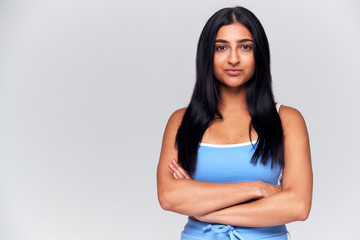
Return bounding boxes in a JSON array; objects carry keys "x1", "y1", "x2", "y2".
[{"x1": 276, "y1": 103, "x2": 282, "y2": 113}]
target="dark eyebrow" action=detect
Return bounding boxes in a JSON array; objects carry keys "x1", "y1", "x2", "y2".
[{"x1": 215, "y1": 39, "x2": 253, "y2": 43}]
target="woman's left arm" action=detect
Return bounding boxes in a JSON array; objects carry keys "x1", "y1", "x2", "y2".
[{"x1": 195, "y1": 106, "x2": 313, "y2": 227}]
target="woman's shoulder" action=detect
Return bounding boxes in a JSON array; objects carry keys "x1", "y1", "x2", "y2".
[
  {"x1": 165, "y1": 107, "x2": 187, "y2": 131},
  {"x1": 161, "y1": 108, "x2": 187, "y2": 145},
  {"x1": 278, "y1": 105, "x2": 304, "y2": 121},
  {"x1": 169, "y1": 107, "x2": 187, "y2": 120},
  {"x1": 277, "y1": 104, "x2": 308, "y2": 136}
]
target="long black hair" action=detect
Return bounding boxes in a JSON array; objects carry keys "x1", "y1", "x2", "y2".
[{"x1": 176, "y1": 6, "x2": 284, "y2": 176}]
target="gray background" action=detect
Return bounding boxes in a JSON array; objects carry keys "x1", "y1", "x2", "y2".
[{"x1": 0, "y1": 0, "x2": 359, "y2": 239}]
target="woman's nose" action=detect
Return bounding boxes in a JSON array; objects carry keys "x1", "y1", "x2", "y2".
[{"x1": 228, "y1": 49, "x2": 240, "y2": 65}]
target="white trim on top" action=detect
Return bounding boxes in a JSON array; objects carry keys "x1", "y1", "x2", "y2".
[
  {"x1": 199, "y1": 140, "x2": 258, "y2": 148},
  {"x1": 200, "y1": 104, "x2": 281, "y2": 148}
]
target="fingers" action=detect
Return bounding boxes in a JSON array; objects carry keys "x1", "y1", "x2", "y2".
[
  {"x1": 169, "y1": 159, "x2": 192, "y2": 180},
  {"x1": 260, "y1": 182, "x2": 283, "y2": 198},
  {"x1": 273, "y1": 184, "x2": 282, "y2": 195},
  {"x1": 172, "y1": 160, "x2": 191, "y2": 179},
  {"x1": 273, "y1": 184, "x2": 282, "y2": 191},
  {"x1": 169, "y1": 161, "x2": 184, "y2": 179}
]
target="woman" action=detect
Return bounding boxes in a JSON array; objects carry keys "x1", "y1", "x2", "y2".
[{"x1": 157, "y1": 6, "x2": 312, "y2": 240}]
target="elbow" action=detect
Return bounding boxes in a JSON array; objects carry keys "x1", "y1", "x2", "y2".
[
  {"x1": 158, "y1": 195, "x2": 171, "y2": 211},
  {"x1": 158, "y1": 190, "x2": 175, "y2": 211},
  {"x1": 158, "y1": 190, "x2": 195, "y2": 215},
  {"x1": 285, "y1": 190, "x2": 312, "y2": 222},
  {"x1": 297, "y1": 207, "x2": 311, "y2": 221},
  {"x1": 296, "y1": 199, "x2": 311, "y2": 221}
]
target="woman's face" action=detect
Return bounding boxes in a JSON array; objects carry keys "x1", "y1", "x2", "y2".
[{"x1": 213, "y1": 23, "x2": 255, "y2": 89}]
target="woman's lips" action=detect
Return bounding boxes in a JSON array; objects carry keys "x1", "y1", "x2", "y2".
[{"x1": 225, "y1": 69, "x2": 243, "y2": 76}]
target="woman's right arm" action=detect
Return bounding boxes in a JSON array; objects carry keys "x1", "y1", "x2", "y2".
[{"x1": 156, "y1": 108, "x2": 280, "y2": 216}]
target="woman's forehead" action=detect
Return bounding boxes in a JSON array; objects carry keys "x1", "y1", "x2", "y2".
[{"x1": 216, "y1": 23, "x2": 253, "y2": 41}]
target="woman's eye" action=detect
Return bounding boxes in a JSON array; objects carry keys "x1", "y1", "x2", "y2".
[
  {"x1": 241, "y1": 45, "x2": 252, "y2": 51},
  {"x1": 215, "y1": 46, "x2": 227, "y2": 51}
]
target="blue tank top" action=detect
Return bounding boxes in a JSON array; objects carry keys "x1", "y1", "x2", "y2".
[
  {"x1": 194, "y1": 140, "x2": 282, "y2": 184},
  {"x1": 181, "y1": 104, "x2": 288, "y2": 240},
  {"x1": 193, "y1": 103, "x2": 283, "y2": 184}
]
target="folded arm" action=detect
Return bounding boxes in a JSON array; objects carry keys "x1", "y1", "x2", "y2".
[
  {"x1": 157, "y1": 108, "x2": 281, "y2": 216},
  {"x1": 194, "y1": 106, "x2": 313, "y2": 226}
]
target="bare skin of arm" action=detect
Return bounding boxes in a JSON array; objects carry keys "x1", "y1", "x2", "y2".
[
  {"x1": 156, "y1": 108, "x2": 282, "y2": 216},
  {"x1": 183, "y1": 106, "x2": 313, "y2": 227}
]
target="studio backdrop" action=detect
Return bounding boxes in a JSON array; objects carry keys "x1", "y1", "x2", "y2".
[{"x1": 0, "y1": 0, "x2": 359, "y2": 239}]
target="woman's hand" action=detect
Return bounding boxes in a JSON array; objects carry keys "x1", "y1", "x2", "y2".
[
  {"x1": 169, "y1": 159, "x2": 192, "y2": 180},
  {"x1": 258, "y1": 181, "x2": 282, "y2": 198}
]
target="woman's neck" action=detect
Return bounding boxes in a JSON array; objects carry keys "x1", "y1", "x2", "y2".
[{"x1": 218, "y1": 85, "x2": 248, "y2": 114}]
